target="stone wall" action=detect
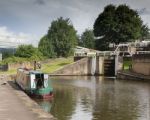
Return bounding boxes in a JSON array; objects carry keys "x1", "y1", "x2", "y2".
[
  {"x1": 51, "y1": 58, "x2": 90, "y2": 75},
  {"x1": 95, "y1": 57, "x2": 104, "y2": 75},
  {"x1": 132, "y1": 54, "x2": 150, "y2": 76},
  {"x1": 8, "y1": 62, "x2": 34, "y2": 70},
  {"x1": 51, "y1": 56, "x2": 117, "y2": 76},
  {"x1": 51, "y1": 56, "x2": 122, "y2": 76}
]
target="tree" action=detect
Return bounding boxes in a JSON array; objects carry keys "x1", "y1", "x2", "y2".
[
  {"x1": 38, "y1": 35, "x2": 56, "y2": 58},
  {"x1": 80, "y1": 29, "x2": 95, "y2": 49},
  {"x1": 15, "y1": 45, "x2": 41, "y2": 58},
  {"x1": 48, "y1": 17, "x2": 77, "y2": 57},
  {"x1": 141, "y1": 24, "x2": 150, "y2": 40},
  {"x1": 2, "y1": 51, "x2": 13, "y2": 59},
  {"x1": 94, "y1": 4, "x2": 149, "y2": 50}
]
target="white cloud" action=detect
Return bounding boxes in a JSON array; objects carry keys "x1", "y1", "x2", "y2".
[{"x1": 0, "y1": 26, "x2": 38, "y2": 48}]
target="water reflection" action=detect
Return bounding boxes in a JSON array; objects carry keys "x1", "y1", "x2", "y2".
[{"x1": 35, "y1": 76, "x2": 150, "y2": 120}]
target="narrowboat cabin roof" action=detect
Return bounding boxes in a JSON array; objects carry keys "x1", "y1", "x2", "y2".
[{"x1": 17, "y1": 68, "x2": 45, "y2": 75}]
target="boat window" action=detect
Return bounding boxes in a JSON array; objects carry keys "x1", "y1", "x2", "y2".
[
  {"x1": 31, "y1": 74, "x2": 36, "y2": 89},
  {"x1": 44, "y1": 74, "x2": 49, "y2": 88},
  {"x1": 36, "y1": 74, "x2": 44, "y2": 88}
]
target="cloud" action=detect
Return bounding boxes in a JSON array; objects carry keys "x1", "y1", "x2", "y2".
[
  {"x1": 34, "y1": 0, "x2": 46, "y2": 5},
  {"x1": 0, "y1": 0, "x2": 150, "y2": 38},
  {"x1": 0, "y1": 26, "x2": 38, "y2": 47},
  {"x1": 137, "y1": 8, "x2": 150, "y2": 15}
]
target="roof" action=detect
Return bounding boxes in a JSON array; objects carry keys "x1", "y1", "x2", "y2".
[
  {"x1": 18, "y1": 68, "x2": 44, "y2": 75},
  {"x1": 29, "y1": 70, "x2": 44, "y2": 74}
]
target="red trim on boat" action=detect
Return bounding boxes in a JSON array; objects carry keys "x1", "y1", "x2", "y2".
[{"x1": 30, "y1": 92, "x2": 53, "y2": 99}]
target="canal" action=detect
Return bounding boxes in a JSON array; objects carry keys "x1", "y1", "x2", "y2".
[{"x1": 34, "y1": 76, "x2": 150, "y2": 120}]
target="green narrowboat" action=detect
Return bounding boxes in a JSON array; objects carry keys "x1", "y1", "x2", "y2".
[{"x1": 16, "y1": 68, "x2": 53, "y2": 99}]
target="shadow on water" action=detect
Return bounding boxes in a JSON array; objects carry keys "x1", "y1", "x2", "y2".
[{"x1": 34, "y1": 76, "x2": 150, "y2": 120}]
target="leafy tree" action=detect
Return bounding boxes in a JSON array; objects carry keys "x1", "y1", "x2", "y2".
[
  {"x1": 94, "y1": 4, "x2": 149, "y2": 50},
  {"x1": 15, "y1": 44, "x2": 42, "y2": 58},
  {"x1": 2, "y1": 51, "x2": 13, "y2": 59},
  {"x1": 48, "y1": 17, "x2": 77, "y2": 57},
  {"x1": 141, "y1": 24, "x2": 150, "y2": 40},
  {"x1": 80, "y1": 29, "x2": 95, "y2": 49},
  {"x1": 38, "y1": 35, "x2": 56, "y2": 58}
]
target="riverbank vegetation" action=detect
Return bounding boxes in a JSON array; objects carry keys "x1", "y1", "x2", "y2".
[
  {"x1": 0, "y1": 57, "x2": 74, "y2": 75},
  {"x1": 122, "y1": 57, "x2": 132, "y2": 70},
  {"x1": 0, "y1": 45, "x2": 44, "y2": 65}
]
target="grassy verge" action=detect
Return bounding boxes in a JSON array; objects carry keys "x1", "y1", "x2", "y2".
[
  {"x1": 41, "y1": 57, "x2": 74, "y2": 73},
  {"x1": 0, "y1": 57, "x2": 74, "y2": 75},
  {"x1": 123, "y1": 60, "x2": 132, "y2": 70},
  {"x1": 0, "y1": 68, "x2": 16, "y2": 75}
]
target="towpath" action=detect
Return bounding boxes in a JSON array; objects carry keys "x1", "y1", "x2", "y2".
[{"x1": 0, "y1": 75, "x2": 55, "y2": 120}]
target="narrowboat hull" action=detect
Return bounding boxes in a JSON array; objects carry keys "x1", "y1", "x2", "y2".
[
  {"x1": 16, "y1": 68, "x2": 53, "y2": 99},
  {"x1": 29, "y1": 87, "x2": 53, "y2": 99},
  {"x1": 30, "y1": 92, "x2": 53, "y2": 99}
]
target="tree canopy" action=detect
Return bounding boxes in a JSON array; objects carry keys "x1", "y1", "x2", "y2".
[
  {"x1": 15, "y1": 44, "x2": 42, "y2": 58},
  {"x1": 79, "y1": 29, "x2": 95, "y2": 49},
  {"x1": 94, "y1": 4, "x2": 149, "y2": 50},
  {"x1": 38, "y1": 35, "x2": 56, "y2": 58},
  {"x1": 39, "y1": 17, "x2": 77, "y2": 58}
]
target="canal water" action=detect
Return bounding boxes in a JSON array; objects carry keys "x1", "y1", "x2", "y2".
[{"x1": 34, "y1": 76, "x2": 150, "y2": 120}]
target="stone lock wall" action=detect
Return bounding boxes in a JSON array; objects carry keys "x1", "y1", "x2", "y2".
[
  {"x1": 132, "y1": 54, "x2": 150, "y2": 76},
  {"x1": 51, "y1": 57, "x2": 89, "y2": 75},
  {"x1": 51, "y1": 56, "x2": 121, "y2": 76},
  {"x1": 51, "y1": 56, "x2": 116, "y2": 76}
]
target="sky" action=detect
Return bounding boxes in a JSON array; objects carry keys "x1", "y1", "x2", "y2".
[{"x1": 0, "y1": 0, "x2": 150, "y2": 46}]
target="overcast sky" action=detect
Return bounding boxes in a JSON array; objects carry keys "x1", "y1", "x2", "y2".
[{"x1": 0, "y1": 0, "x2": 150, "y2": 46}]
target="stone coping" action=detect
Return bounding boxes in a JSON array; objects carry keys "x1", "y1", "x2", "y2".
[{"x1": 117, "y1": 70, "x2": 150, "y2": 81}]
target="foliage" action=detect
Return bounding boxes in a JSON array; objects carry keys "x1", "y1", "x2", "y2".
[
  {"x1": 2, "y1": 51, "x2": 14, "y2": 59},
  {"x1": 38, "y1": 17, "x2": 77, "y2": 58},
  {"x1": 80, "y1": 29, "x2": 95, "y2": 49},
  {"x1": 38, "y1": 35, "x2": 56, "y2": 58},
  {"x1": 47, "y1": 17, "x2": 77, "y2": 57},
  {"x1": 123, "y1": 57, "x2": 132, "y2": 70},
  {"x1": 141, "y1": 25, "x2": 150, "y2": 40},
  {"x1": 2, "y1": 55, "x2": 44, "y2": 65},
  {"x1": 2, "y1": 56, "x2": 27, "y2": 64},
  {"x1": 15, "y1": 44, "x2": 43, "y2": 59},
  {"x1": 94, "y1": 4, "x2": 149, "y2": 50},
  {"x1": 0, "y1": 45, "x2": 44, "y2": 64}
]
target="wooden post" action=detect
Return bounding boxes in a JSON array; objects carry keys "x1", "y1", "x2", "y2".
[{"x1": 34, "y1": 61, "x2": 36, "y2": 70}]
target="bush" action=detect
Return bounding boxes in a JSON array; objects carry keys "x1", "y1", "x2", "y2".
[
  {"x1": 2, "y1": 56, "x2": 27, "y2": 64},
  {"x1": 1, "y1": 45, "x2": 45, "y2": 64},
  {"x1": 15, "y1": 44, "x2": 42, "y2": 58}
]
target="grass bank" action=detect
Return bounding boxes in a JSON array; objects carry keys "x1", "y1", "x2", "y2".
[
  {"x1": 0, "y1": 68, "x2": 16, "y2": 75},
  {"x1": 123, "y1": 57, "x2": 132, "y2": 70},
  {"x1": 0, "y1": 57, "x2": 74, "y2": 75},
  {"x1": 41, "y1": 57, "x2": 74, "y2": 73}
]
